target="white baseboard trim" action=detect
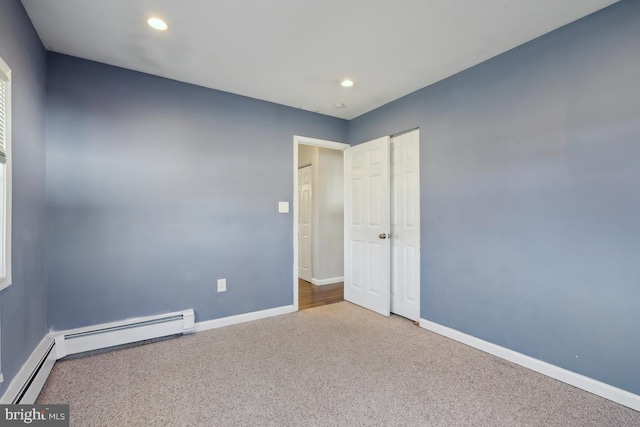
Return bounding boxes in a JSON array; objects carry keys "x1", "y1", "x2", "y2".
[
  {"x1": 0, "y1": 338, "x2": 56, "y2": 404},
  {"x1": 310, "y1": 276, "x2": 344, "y2": 286},
  {"x1": 419, "y1": 318, "x2": 640, "y2": 412},
  {"x1": 194, "y1": 305, "x2": 296, "y2": 333}
]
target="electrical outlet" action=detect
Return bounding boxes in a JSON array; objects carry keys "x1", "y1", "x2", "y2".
[{"x1": 217, "y1": 278, "x2": 227, "y2": 292}]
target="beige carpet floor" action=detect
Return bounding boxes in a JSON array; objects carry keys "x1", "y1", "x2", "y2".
[{"x1": 37, "y1": 302, "x2": 639, "y2": 426}]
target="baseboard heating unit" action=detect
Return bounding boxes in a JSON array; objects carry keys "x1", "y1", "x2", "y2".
[
  {"x1": 1, "y1": 309, "x2": 195, "y2": 404},
  {"x1": 53, "y1": 309, "x2": 195, "y2": 359},
  {"x1": 0, "y1": 339, "x2": 57, "y2": 404}
]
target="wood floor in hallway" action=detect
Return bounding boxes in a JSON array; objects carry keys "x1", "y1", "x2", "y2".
[{"x1": 298, "y1": 279, "x2": 344, "y2": 310}]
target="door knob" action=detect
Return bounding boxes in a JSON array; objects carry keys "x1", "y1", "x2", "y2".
[{"x1": 379, "y1": 233, "x2": 387, "y2": 239}]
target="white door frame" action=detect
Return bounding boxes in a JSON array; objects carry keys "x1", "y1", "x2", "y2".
[{"x1": 293, "y1": 136, "x2": 349, "y2": 311}]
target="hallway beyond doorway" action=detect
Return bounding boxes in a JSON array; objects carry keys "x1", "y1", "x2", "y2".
[{"x1": 298, "y1": 279, "x2": 343, "y2": 310}]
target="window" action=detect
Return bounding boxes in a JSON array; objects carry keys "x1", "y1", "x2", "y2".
[{"x1": 0, "y1": 56, "x2": 12, "y2": 291}]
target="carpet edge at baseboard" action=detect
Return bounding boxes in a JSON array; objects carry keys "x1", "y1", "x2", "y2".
[{"x1": 419, "y1": 318, "x2": 640, "y2": 412}]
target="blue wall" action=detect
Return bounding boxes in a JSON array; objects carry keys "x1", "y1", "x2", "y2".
[
  {"x1": 349, "y1": 0, "x2": 640, "y2": 394},
  {"x1": 0, "y1": 0, "x2": 48, "y2": 396},
  {"x1": 46, "y1": 54, "x2": 348, "y2": 331}
]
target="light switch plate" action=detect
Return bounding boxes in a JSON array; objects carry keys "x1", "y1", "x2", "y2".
[
  {"x1": 278, "y1": 202, "x2": 289, "y2": 213},
  {"x1": 217, "y1": 278, "x2": 226, "y2": 292}
]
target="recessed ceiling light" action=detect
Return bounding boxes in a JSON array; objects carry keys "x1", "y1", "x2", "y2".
[
  {"x1": 341, "y1": 79, "x2": 354, "y2": 88},
  {"x1": 147, "y1": 17, "x2": 168, "y2": 31},
  {"x1": 334, "y1": 103, "x2": 346, "y2": 109}
]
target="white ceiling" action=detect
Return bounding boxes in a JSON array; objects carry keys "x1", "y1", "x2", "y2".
[{"x1": 21, "y1": 0, "x2": 618, "y2": 120}]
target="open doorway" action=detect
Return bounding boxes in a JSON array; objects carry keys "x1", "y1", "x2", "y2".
[
  {"x1": 293, "y1": 136, "x2": 349, "y2": 311},
  {"x1": 293, "y1": 130, "x2": 420, "y2": 319}
]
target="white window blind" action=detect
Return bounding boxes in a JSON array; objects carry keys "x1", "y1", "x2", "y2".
[{"x1": 0, "y1": 71, "x2": 6, "y2": 163}]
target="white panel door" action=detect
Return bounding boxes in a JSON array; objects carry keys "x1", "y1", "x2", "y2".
[
  {"x1": 344, "y1": 137, "x2": 391, "y2": 316},
  {"x1": 298, "y1": 166, "x2": 313, "y2": 282},
  {"x1": 390, "y1": 130, "x2": 420, "y2": 321}
]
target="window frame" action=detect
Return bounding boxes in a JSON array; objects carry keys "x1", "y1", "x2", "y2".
[{"x1": 0, "y1": 56, "x2": 12, "y2": 292}]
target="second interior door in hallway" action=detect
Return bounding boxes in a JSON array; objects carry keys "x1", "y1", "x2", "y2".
[{"x1": 298, "y1": 165, "x2": 313, "y2": 282}]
